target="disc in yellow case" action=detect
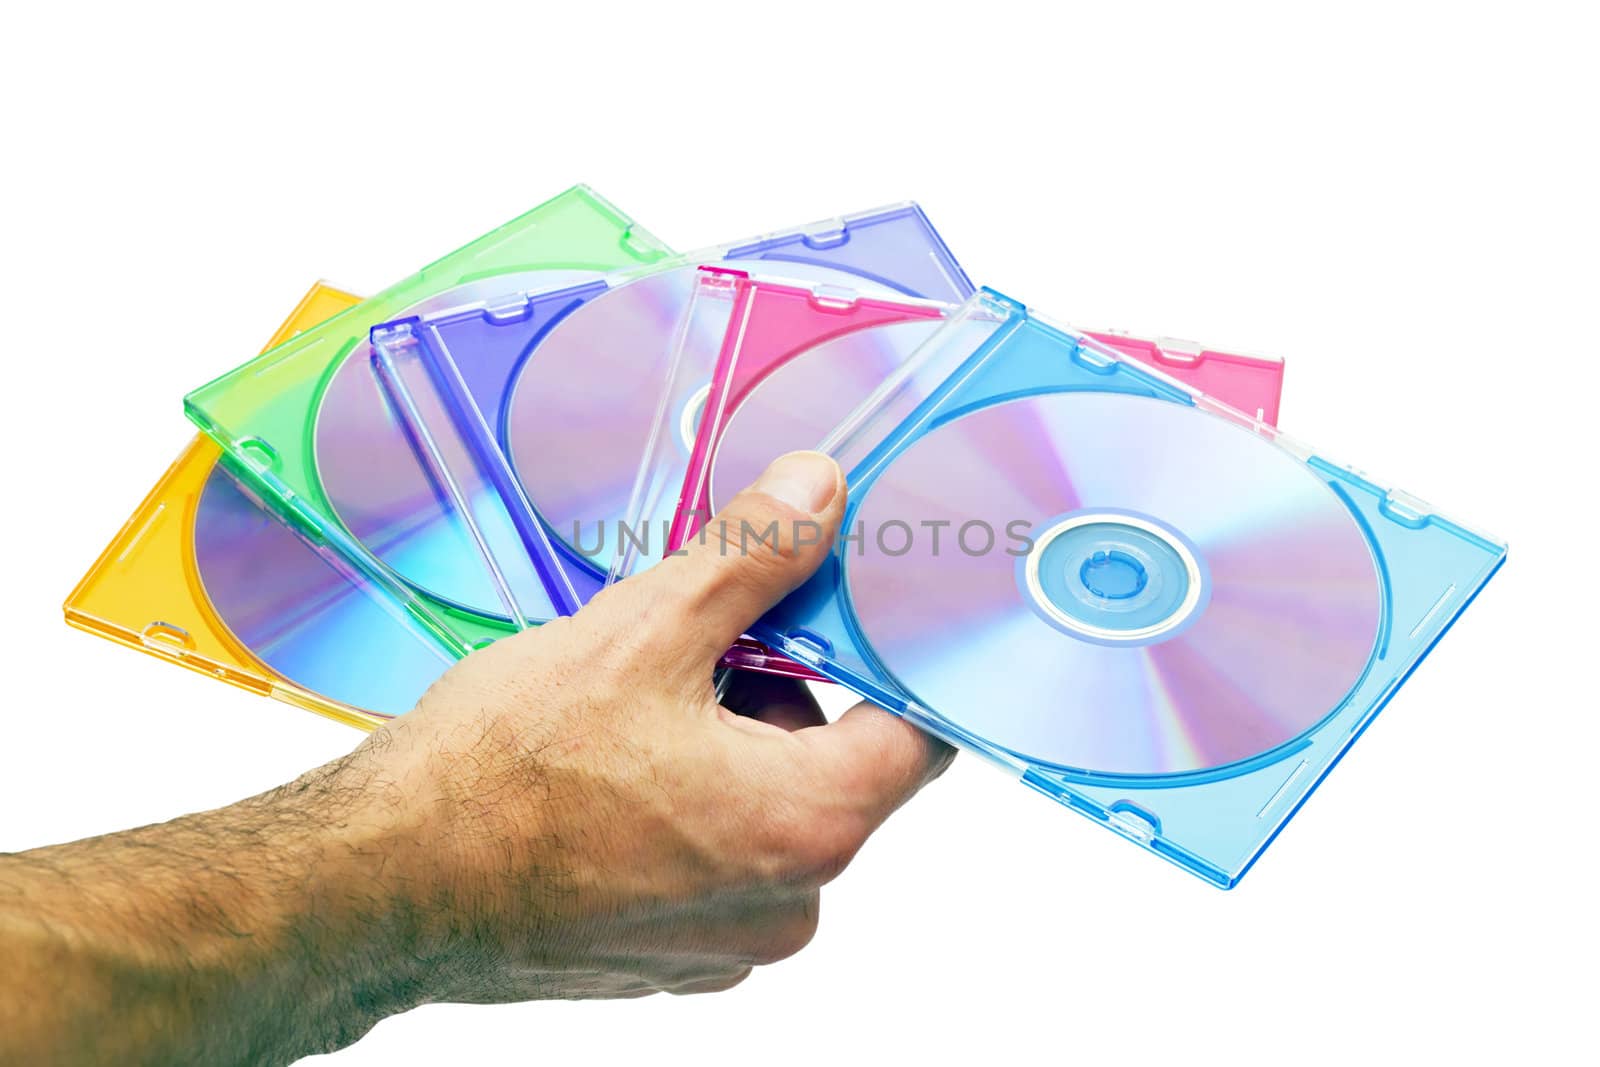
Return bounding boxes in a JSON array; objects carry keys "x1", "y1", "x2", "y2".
[{"x1": 64, "y1": 283, "x2": 453, "y2": 730}]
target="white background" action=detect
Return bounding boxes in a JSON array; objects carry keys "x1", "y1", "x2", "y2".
[{"x1": 2, "y1": 2, "x2": 1595, "y2": 1064}]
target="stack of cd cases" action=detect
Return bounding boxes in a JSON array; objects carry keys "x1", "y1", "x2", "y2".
[{"x1": 67, "y1": 184, "x2": 1504, "y2": 886}]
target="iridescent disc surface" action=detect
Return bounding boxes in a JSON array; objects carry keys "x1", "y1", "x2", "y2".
[
  {"x1": 315, "y1": 269, "x2": 596, "y2": 617},
  {"x1": 505, "y1": 263, "x2": 900, "y2": 574},
  {"x1": 192, "y1": 462, "x2": 454, "y2": 718},
  {"x1": 846, "y1": 392, "x2": 1383, "y2": 778},
  {"x1": 708, "y1": 319, "x2": 946, "y2": 513}
]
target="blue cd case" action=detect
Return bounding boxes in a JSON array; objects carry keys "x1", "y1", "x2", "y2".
[{"x1": 748, "y1": 288, "x2": 1507, "y2": 887}]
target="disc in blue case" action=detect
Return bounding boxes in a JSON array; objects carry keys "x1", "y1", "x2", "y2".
[
  {"x1": 368, "y1": 203, "x2": 973, "y2": 624},
  {"x1": 749, "y1": 288, "x2": 1506, "y2": 887}
]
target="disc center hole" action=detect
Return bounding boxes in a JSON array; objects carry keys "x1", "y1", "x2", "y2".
[
  {"x1": 1020, "y1": 510, "x2": 1208, "y2": 646},
  {"x1": 1079, "y1": 550, "x2": 1147, "y2": 600}
]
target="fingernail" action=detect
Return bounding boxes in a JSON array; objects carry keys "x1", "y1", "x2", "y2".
[{"x1": 753, "y1": 451, "x2": 840, "y2": 515}]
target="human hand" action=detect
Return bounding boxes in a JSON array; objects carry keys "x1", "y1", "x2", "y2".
[{"x1": 321, "y1": 449, "x2": 953, "y2": 1002}]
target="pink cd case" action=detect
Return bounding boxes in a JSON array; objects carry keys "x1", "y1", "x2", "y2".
[
  {"x1": 1079, "y1": 330, "x2": 1283, "y2": 426},
  {"x1": 618, "y1": 267, "x2": 1287, "y2": 677}
]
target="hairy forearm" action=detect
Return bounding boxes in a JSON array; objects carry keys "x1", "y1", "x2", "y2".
[{"x1": 0, "y1": 750, "x2": 430, "y2": 1066}]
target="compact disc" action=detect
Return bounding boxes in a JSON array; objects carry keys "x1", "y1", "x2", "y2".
[
  {"x1": 503, "y1": 263, "x2": 902, "y2": 575},
  {"x1": 192, "y1": 461, "x2": 453, "y2": 718},
  {"x1": 707, "y1": 319, "x2": 946, "y2": 514},
  {"x1": 845, "y1": 392, "x2": 1383, "y2": 778},
  {"x1": 314, "y1": 269, "x2": 597, "y2": 619}
]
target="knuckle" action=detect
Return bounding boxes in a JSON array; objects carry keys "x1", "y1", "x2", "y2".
[
  {"x1": 775, "y1": 811, "x2": 859, "y2": 885},
  {"x1": 668, "y1": 966, "x2": 752, "y2": 996},
  {"x1": 743, "y1": 797, "x2": 820, "y2": 882},
  {"x1": 743, "y1": 769, "x2": 867, "y2": 886},
  {"x1": 753, "y1": 900, "x2": 820, "y2": 964},
  {"x1": 706, "y1": 494, "x2": 813, "y2": 565},
  {"x1": 799, "y1": 823, "x2": 860, "y2": 885}
]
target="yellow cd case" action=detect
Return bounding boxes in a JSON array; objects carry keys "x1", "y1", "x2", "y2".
[{"x1": 64, "y1": 283, "x2": 431, "y2": 731}]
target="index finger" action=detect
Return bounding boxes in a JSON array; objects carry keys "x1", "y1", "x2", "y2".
[{"x1": 794, "y1": 701, "x2": 955, "y2": 829}]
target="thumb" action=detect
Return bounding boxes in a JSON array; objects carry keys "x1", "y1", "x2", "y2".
[{"x1": 616, "y1": 451, "x2": 846, "y2": 673}]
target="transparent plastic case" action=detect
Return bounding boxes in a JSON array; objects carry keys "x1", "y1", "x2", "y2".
[
  {"x1": 627, "y1": 269, "x2": 1288, "y2": 677},
  {"x1": 66, "y1": 284, "x2": 453, "y2": 730},
  {"x1": 365, "y1": 204, "x2": 973, "y2": 656},
  {"x1": 747, "y1": 288, "x2": 1505, "y2": 886},
  {"x1": 183, "y1": 185, "x2": 676, "y2": 656}
]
